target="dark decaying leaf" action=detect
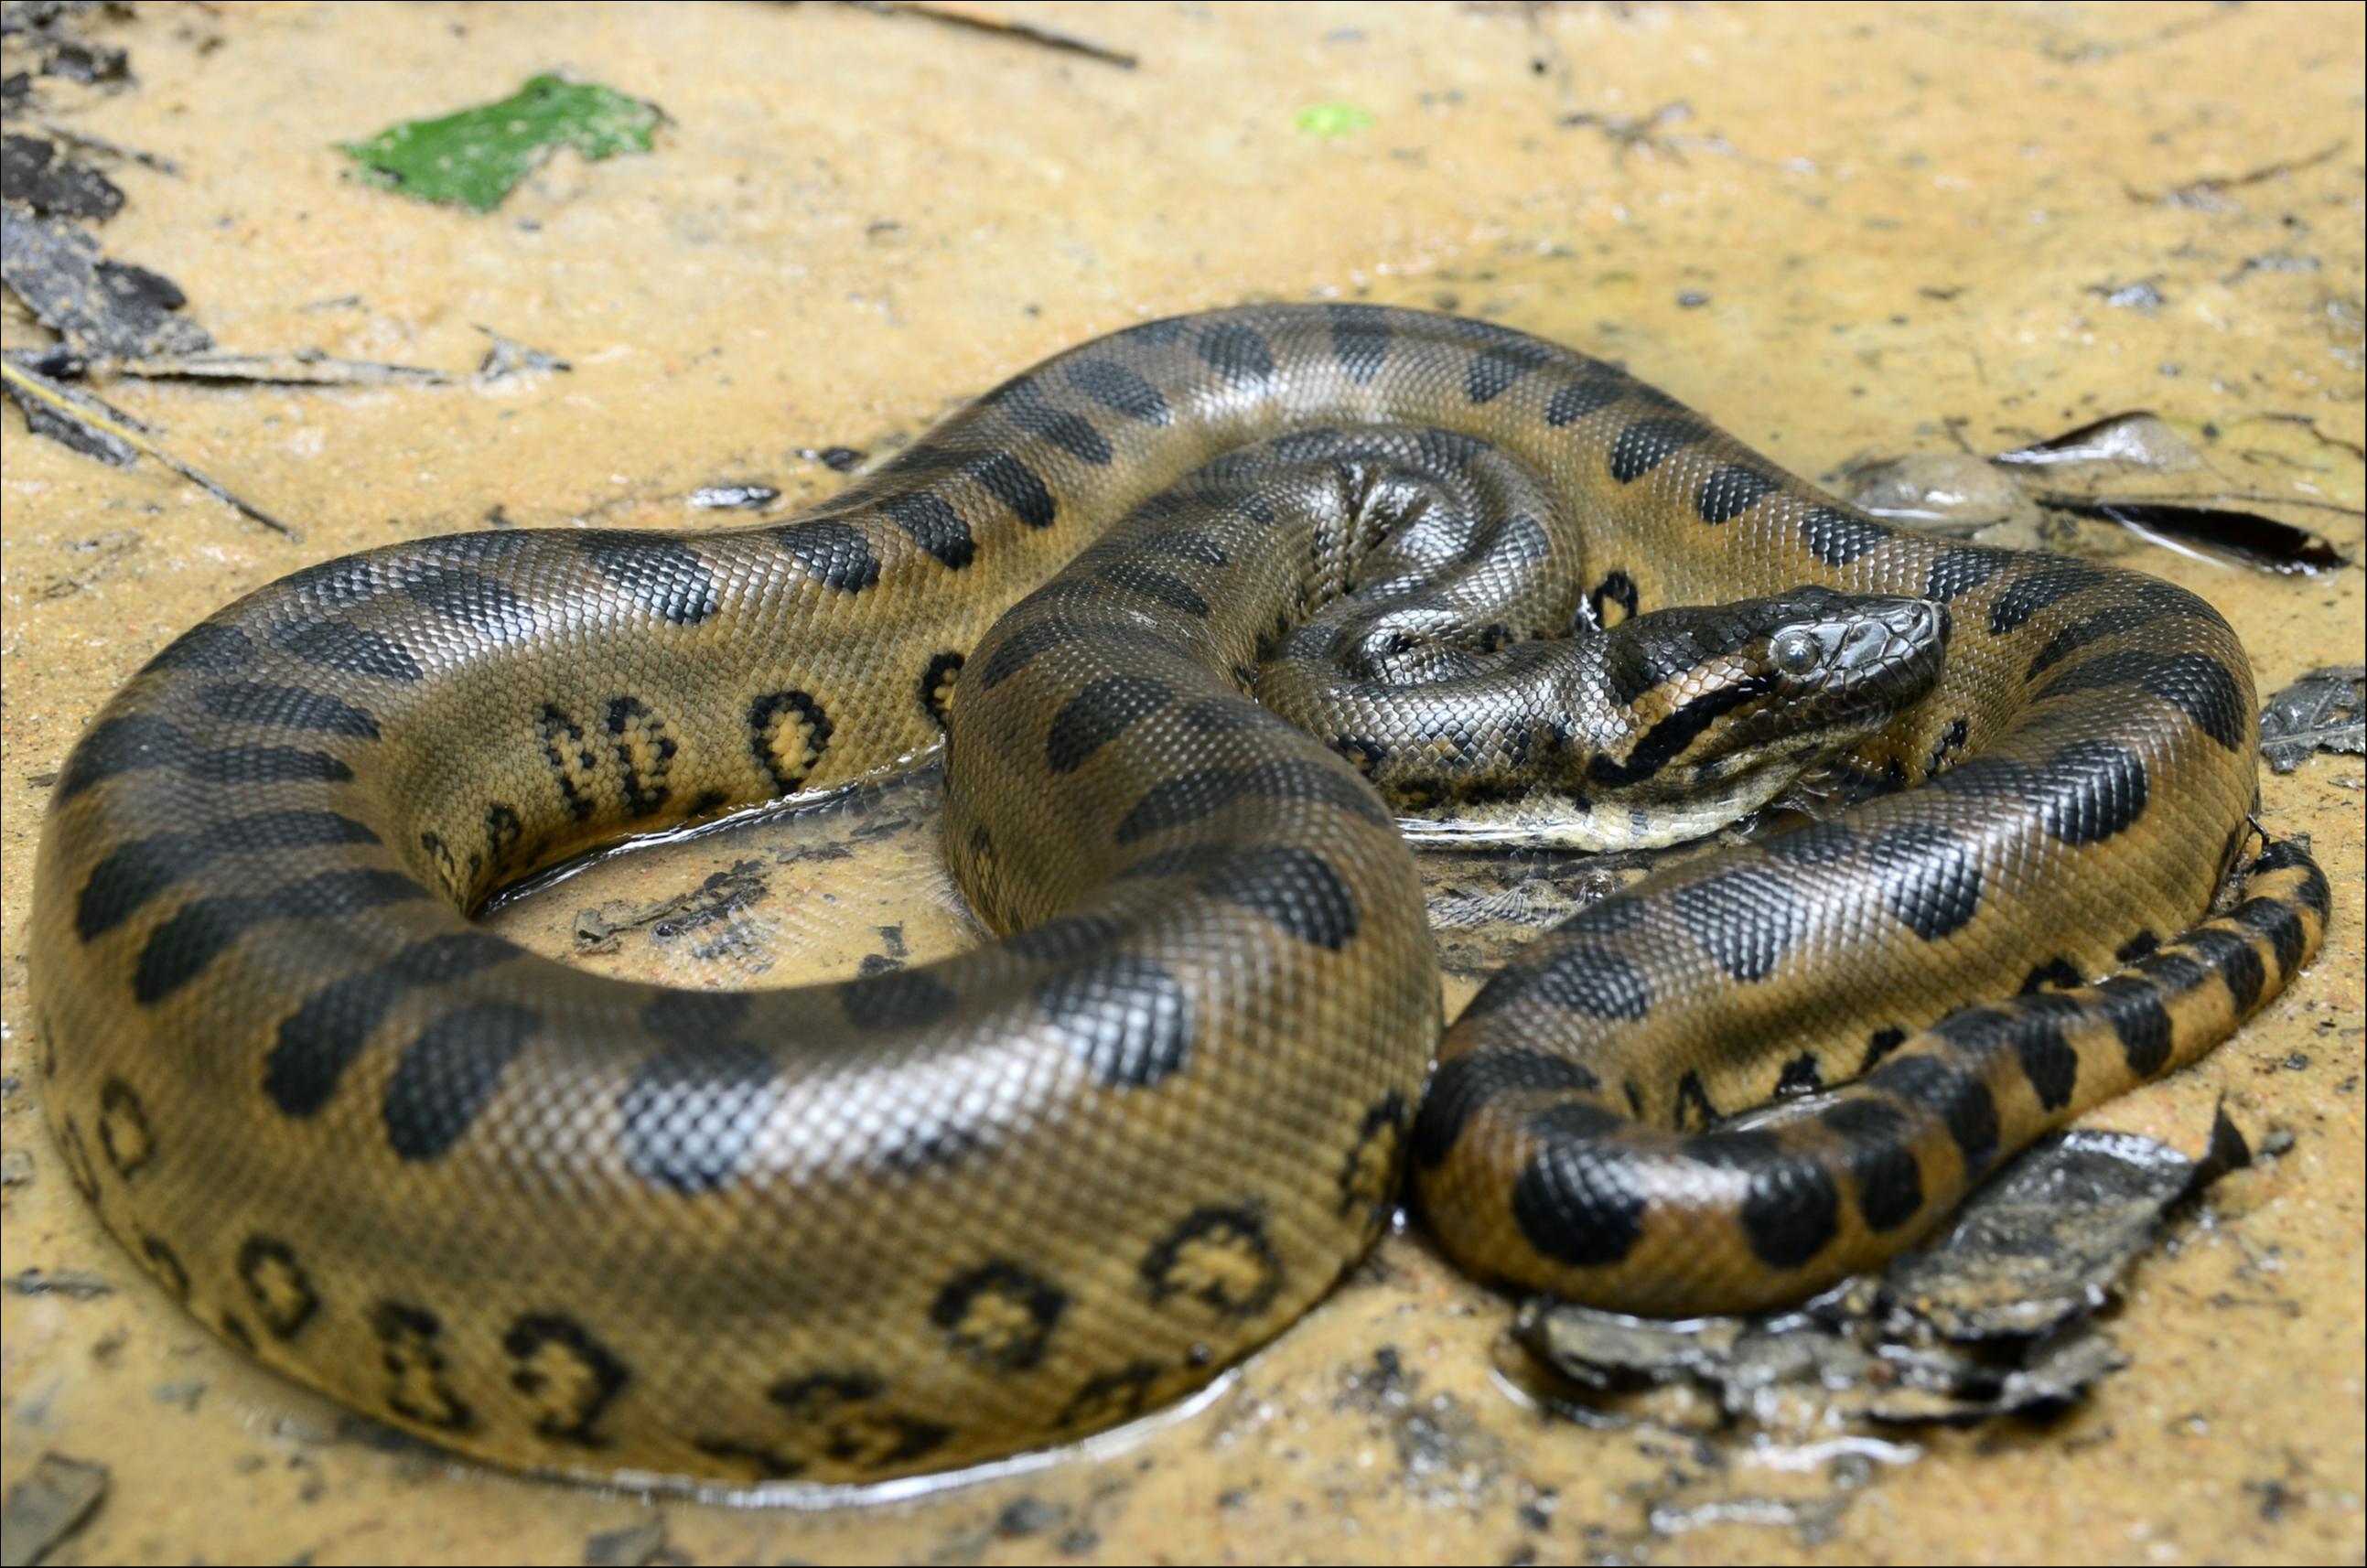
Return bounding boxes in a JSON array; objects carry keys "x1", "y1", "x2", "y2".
[
  {"x1": 2260, "y1": 665, "x2": 2366, "y2": 773},
  {"x1": 2031, "y1": 494, "x2": 2347, "y2": 574},
  {"x1": 0, "y1": 132, "x2": 125, "y2": 219},
  {"x1": 0, "y1": 205, "x2": 210, "y2": 358}
]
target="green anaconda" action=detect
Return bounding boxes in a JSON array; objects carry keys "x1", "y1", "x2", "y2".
[{"x1": 28, "y1": 306, "x2": 2329, "y2": 1486}]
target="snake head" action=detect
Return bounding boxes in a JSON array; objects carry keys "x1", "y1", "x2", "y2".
[{"x1": 1583, "y1": 586, "x2": 1946, "y2": 804}]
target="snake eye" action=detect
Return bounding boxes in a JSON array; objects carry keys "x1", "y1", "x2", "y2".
[{"x1": 1771, "y1": 630, "x2": 1820, "y2": 675}]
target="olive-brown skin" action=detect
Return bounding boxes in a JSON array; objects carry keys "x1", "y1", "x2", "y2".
[{"x1": 28, "y1": 306, "x2": 2326, "y2": 1487}]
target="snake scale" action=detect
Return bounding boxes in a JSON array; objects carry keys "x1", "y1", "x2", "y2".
[{"x1": 29, "y1": 306, "x2": 2327, "y2": 1486}]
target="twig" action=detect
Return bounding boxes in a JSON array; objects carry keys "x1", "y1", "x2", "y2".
[
  {"x1": 1, "y1": 359, "x2": 296, "y2": 536},
  {"x1": 842, "y1": 1, "x2": 1136, "y2": 70}
]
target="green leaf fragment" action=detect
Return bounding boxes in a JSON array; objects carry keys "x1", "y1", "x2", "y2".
[
  {"x1": 337, "y1": 74, "x2": 662, "y2": 213},
  {"x1": 1293, "y1": 102, "x2": 1373, "y2": 139}
]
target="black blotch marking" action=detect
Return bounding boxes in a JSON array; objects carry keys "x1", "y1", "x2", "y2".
[
  {"x1": 1761, "y1": 820, "x2": 1856, "y2": 865},
  {"x1": 1669, "y1": 867, "x2": 1802, "y2": 982},
  {"x1": 1543, "y1": 374, "x2": 1624, "y2": 427},
  {"x1": 236, "y1": 1236, "x2": 318, "y2": 1340},
  {"x1": 77, "y1": 809, "x2": 380, "y2": 941},
  {"x1": 1523, "y1": 1100, "x2": 1628, "y2": 1144},
  {"x1": 984, "y1": 373, "x2": 1114, "y2": 465},
  {"x1": 1196, "y1": 323, "x2": 1275, "y2": 388},
  {"x1": 53, "y1": 1120, "x2": 100, "y2": 1202},
  {"x1": 579, "y1": 533, "x2": 720, "y2": 625},
  {"x1": 1925, "y1": 716, "x2": 1972, "y2": 775},
  {"x1": 1695, "y1": 463, "x2": 1781, "y2": 525},
  {"x1": 1672, "y1": 1069, "x2": 1719, "y2": 1132},
  {"x1": 538, "y1": 704, "x2": 597, "y2": 821},
  {"x1": 2096, "y1": 975, "x2": 2173, "y2": 1075},
  {"x1": 97, "y1": 1078, "x2": 152, "y2": 1176},
  {"x1": 1927, "y1": 753, "x2": 2029, "y2": 800},
  {"x1": 2140, "y1": 948, "x2": 2212, "y2": 997},
  {"x1": 1466, "y1": 338, "x2": 1554, "y2": 403},
  {"x1": 1608, "y1": 416, "x2": 1706, "y2": 484},
  {"x1": 881, "y1": 494, "x2": 976, "y2": 569},
  {"x1": 1413, "y1": 1049, "x2": 1599, "y2": 1169},
  {"x1": 403, "y1": 566, "x2": 533, "y2": 640},
  {"x1": 643, "y1": 990, "x2": 753, "y2": 1039},
  {"x1": 2187, "y1": 927, "x2": 2266, "y2": 1012},
  {"x1": 1059, "y1": 1362, "x2": 1164, "y2": 1430},
  {"x1": 1932, "y1": 999, "x2": 2082, "y2": 1112},
  {"x1": 1098, "y1": 560, "x2": 1209, "y2": 617},
  {"x1": 503, "y1": 1313, "x2": 629, "y2": 1448},
  {"x1": 2232, "y1": 896, "x2": 2308, "y2": 977},
  {"x1": 1337, "y1": 1090, "x2": 1411, "y2": 1220},
  {"x1": 1990, "y1": 561, "x2": 2105, "y2": 635},
  {"x1": 1126, "y1": 843, "x2": 1359, "y2": 950},
  {"x1": 1143, "y1": 531, "x2": 1230, "y2": 567},
  {"x1": 143, "y1": 622, "x2": 254, "y2": 673},
  {"x1": 2251, "y1": 838, "x2": 2328, "y2": 921},
  {"x1": 920, "y1": 650, "x2": 963, "y2": 728},
  {"x1": 620, "y1": 1036, "x2": 780, "y2": 1194},
  {"x1": 748, "y1": 690, "x2": 832, "y2": 791},
  {"x1": 1046, "y1": 673, "x2": 1172, "y2": 774},
  {"x1": 2028, "y1": 602, "x2": 2179, "y2": 678},
  {"x1": 1004, "y1": 912, "x2": 1125, "y2": 964},
  {"x1": 1867, "y1": 822, "x2": 1984, "y2": 941},
  {"x1": 135, "y1": 868, "x2": 426, "y2": 1004},
  {"x1": 841, "y1": 968, "x2": 958, "y2": 1031},
  {"x1": 1036, "y1": 954, "x2": 1193, "y2": 1087},
  {"x1": 1799, "y1": 505, "x2": 1889, "y2": 566},
  {"x1": 1820, "y1": 1100, "x2": 1924, "y2": 1232},
  {"x1": 930, "y1": 1262, "x2": 1068, "y2": 1372},
  {"x1": 140, "y1": 1235, "x2": 189, "y2": 1300},
  {"x1": 1140, "y1": 1203, "x2": 1282, "y2": 1316},
  {"x1": 1114, "y1": 757, "x2": 1388, "y2": 844},
  {"x1": 1065, "y1": 357, "x2": 1171, "y2": 424},
  {"x1": 1511, "y1": 1137, "x2": 1648, "y2": 1268},
  {"x1": 973, "y1": 451, "x2": 1059, "y2": 528},
  {"x1": 267, "y1": 931, "x2": 522, "y2": 1116},
  {"x1": 1588, "y1": 570, "x2": 1640, "y2": 628},
  {"x1": 1924, "y1": 547, "x2": 2012, "y2": 603},
  {"x1": 371, "y1": 1301, "x2": 474, "y2": 1432},
  {"x1": 2116, "y1": 929, "x2": 2161, "y2": 963},
  {"x1": 1867, "y1": 1054, "x2": 1999, "y2": 1174},
  {"x1": 2036, "y1": 738, "x2": 2150, "y2": 844},
  {"x1": 199, "y1": 682, "x2": 380, "y2": 739},
  {"x1": 605, "y1": 697, "x2": 675, "y2": 817},
  {"x1": 1777, "y1": 1054, "x2": 1824, "y2": 1096},
  {"x1": 2021, "y1": 955, "x2": 2085, "y2": 993},
  {"x1": 274, "y1": 618, "x2": 425, "y2": 682},
  {"x1": 2036, "y1": 649, "x2": 2247, "y2": 750},
  {"x1": 1328, "y1": 304, "x2": 1392, "y2": 382},
  {"x1": 382, "y1": 1003, "x2": 539, "y2": 1161},
  {"x1": 281, "y1": 555, "x2": 384, "y2": 607},
  {"x1": 1731, "y1": 1144, "x2": 1841, "y2": 1270},
  {"x1": 772, "y1": 520, "x2": 883, "y2": 592},
  {"x1": 1530, "y1": 942, "x2": 1651, "y2": 1019}
]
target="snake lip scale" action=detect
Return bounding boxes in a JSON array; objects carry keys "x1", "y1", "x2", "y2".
[{"x1": 29, "y1": 305, "x2": 2327, "y2": 1486}]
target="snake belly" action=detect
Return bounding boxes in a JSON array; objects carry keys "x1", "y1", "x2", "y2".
[{"x1": 27, "y1": 306, "x2": 2326, "y2": 1485}]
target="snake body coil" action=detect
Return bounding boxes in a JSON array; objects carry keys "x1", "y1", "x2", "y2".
[{"x1": 29, "y1": 306, "x2": 2326, "y2": 1485}]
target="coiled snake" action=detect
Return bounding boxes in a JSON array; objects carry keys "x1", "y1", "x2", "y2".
[{"x1": 29, "y1": 306, "x2": 2328, "y2": 1485}]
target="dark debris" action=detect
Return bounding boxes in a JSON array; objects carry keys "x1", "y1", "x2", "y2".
[
  {"x1": 0, "y1": 1452, "x2": 108, "y2": 1568},
  {"x1": 572, "y1": 859, "x2": 770, "y2": 955},
  {"x1": 2260, "y1": 664, "x2": 2364, "y2": 774},
  {"x1": 1, "y1": 130, "x2": 121, "y2": 217},
  {"x1": 0, "y1": 204, "x2": 208, "y2": 357}
]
